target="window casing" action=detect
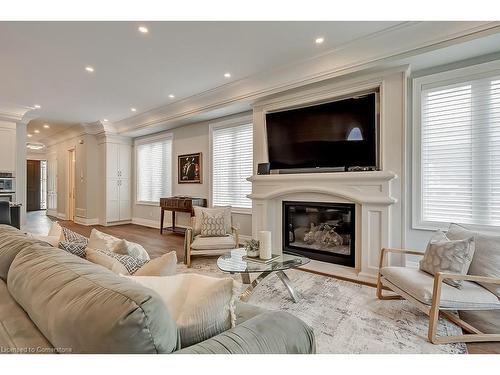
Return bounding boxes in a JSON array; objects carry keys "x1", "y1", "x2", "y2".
[
  {"x1": 413, "y1": 61, "x2": 500, "y2": 231},
  {"x1": 211, "y1": 119, "x2": 253, "y2": 210},
  {"x1": 135, "y1": 134, "x2": 172, "y2": 204}
]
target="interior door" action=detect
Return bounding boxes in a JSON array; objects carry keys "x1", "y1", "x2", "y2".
[
  {"x1": 68, "y1": 149, "x2": 76, "y2": 221},
  {"x1": 26, "y1": 160, "x2": 41, "y2": 211},
  {"x1": 47, "y1": 155, "x2": 58, "y2": 212}
]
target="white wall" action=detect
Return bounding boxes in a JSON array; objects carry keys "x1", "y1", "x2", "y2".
[{"x1": 132, "y1": 112, "x2": 253, "y2": 237}]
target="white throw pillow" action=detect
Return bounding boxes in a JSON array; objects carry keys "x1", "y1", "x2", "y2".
[
  {"x1": 86, "y1": 248, "x2": 130, "y2": 275},
  {"x1": 48, "y1": 221, "x2": 63, "y2": 239},
  {"x1": 193, "y1": 206, "x2": 232, "y2": 235},
  {"x1": 112, "y1": 239, "x2": 150, "y2": 261},
  {"x1": 31, "y1": 221, "x2": 65, "y2": 246},
  {"x1": 134, "y1": 251, "x2": 177, "y2": 276},
  {"x1": 126, "y1": 273, "x2": 236, "y2": 347},
  {"x1": 87, "y1": 228, "x2": 121, "y2": 252}
]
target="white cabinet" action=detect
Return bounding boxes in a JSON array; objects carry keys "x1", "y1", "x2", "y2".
[
  {"x1": 105, "y1": 141, "x2": 131, "y2": 223},
  {"x1": 0, "y1": 123, "x2": 16, "y2": 172}
]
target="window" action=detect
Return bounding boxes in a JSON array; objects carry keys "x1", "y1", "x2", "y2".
[
  {"x1": 414, "y1": 63, "x2": 500, "y2": 229},
  {"x1": 211, "y1": 120, "x2": 253, "y2": 210},
  {"x1": 135, "y1": 134, "x2": 172, "y2": 204}
]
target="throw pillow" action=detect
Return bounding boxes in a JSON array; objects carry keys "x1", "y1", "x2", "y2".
[
  {"x1": 200, "y1": 212, "x2": 226, "y2": 237},
  {"x1": 419, "y1": 230, "x2": 475, "y2": 288},
  {"x1": 87, "y1": 228, "x2": 120, "y2": 252},
  {"x1": 112, "y1": 239, "x2": 150, "y2": 261},
  {"x1": 62, "y1": 227, "x2": 89, "y2": 245},
  {"x1": 134, "y1": 251, "x2": 177, "y2": 276},
  {"x1": 193, "y1": 206, "x2": 231, "y2": 235},
  {"x1": 126, "y1": 273, "x2": 236, "y2": 347},
  {"x1": 446, "y1": 223, "x2": 500, "y2": 298},
  {"x1": 48, "y1": 221, "x2": 64, "y2": 240},
  {"x1": 86, "y1": 248, "x2": 148, "y2": 275},
  {"x1": 59, "y1": 241, "x2": 87, "y2": 258}
]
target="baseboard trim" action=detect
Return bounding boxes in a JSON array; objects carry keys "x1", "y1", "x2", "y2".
[
  {"x1": 46, "y1": 209, "x2": 57, "y2": 218},
  {"x1": 56, "y1": 212, "x2": 67, "y2": 220},
  {"x1": 74, "y1": 217, "x2": 99, "y2": 226}
]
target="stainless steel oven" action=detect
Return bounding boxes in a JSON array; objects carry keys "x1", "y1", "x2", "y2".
[{"x1": 0, "y1": 172, "x2": 15, "y2": 203}]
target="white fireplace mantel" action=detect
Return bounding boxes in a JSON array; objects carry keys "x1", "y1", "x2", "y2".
[{"x1": 248, "y1": 170, "x2": 399, "y2": 283}]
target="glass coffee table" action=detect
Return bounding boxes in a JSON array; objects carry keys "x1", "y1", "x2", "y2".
[{"x1": 217, "y1": 248, "x2": 310, "y2": 303}]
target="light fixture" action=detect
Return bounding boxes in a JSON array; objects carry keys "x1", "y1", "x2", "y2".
[
  {"x1": 315, "y1": 37, "x2": 324, "y2": 44},
  {"x1": 168, "y1": 94, "x2": 175, "y2": 99},
  {"x1": 103, "y1": 119, "x2": 108, "y2": 122},
  {"x1": 26, "y1": 142, "x2": 45, "y2": 150},
  {"x1": 85, "y1": 66, "x2": 95, "y2": 72},
  {"x1": 34, "y1": 129, "x2": 40, "y2": 134},
  {"x1": 34, "y1": 104, "x2": 41, "y2": 109},
  {"x1": 224, "y1": 72, "x2": 231, "y2": 78},
  {"x1": 43, "y1": 124, "x2": 50, "y2": 129},
  {"x1": 138, "y1": 26, "x2": 148, "y2": 34},
  {"x1": 131, "y1": 108, "x2": 137, "y2": 112},
  {"x1": 27, "y1": 134, "x2": 33, "y2": 138}
]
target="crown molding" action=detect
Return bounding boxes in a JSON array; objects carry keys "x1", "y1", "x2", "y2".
[
  {"x1": 113, "y1": 21, "x2": 500, "y2": 137},
  {"x1": 0, "y1": 103, "x2": 33, "y2": 123}
]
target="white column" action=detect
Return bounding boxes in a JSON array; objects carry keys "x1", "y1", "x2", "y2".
[{"x1": 15, "y1": 121, "x2": 27, "y2": 225}]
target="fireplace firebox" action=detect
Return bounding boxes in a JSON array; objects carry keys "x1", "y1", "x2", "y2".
[{"x1": 283, "y1": 201, "x2": 355, "y2": 267}]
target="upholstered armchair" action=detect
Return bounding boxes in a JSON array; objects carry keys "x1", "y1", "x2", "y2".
[
  {"x1": 377, "y1": 247, "x2": 500, "y2": 344},
  {"x1": 184, "y1": 207, "x2": 240, "y2": 267}
]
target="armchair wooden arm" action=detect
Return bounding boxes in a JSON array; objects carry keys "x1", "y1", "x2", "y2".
[
  {"x1": 231, "y1": 226, "x2": 240, "y2": 246},
  {"x1": 378, "y1": 247, "x2": 424, "y2": 269},
  {"x1": 428, "y1": 272, "x2": 500, "y2": 344}
]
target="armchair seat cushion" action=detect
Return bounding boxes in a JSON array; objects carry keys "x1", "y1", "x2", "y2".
[
  {"x1": 191, "y1": 235, "x2": 236, "y2": 251},
  {"x1": 381, "y1": 266, "x2": 500, "y2": 310}
]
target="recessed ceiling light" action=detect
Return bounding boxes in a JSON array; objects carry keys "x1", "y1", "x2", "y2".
[
  {"x1": 131, "y1": 108, "x2": 137, "y2": 112},
  {"x1": 168, "y1": 94, "x2": 175, "y2": 99},
  {"x1": 85, "y1": 66, "x2": 95, "y2": 73},
  {"x1": 43, "y1": 124, "x2": 50, "y2": 129},
  {"x1": 34, "y1": 104, "x2": 41, "y2": 109},
  {"x1": 34, "y1": 129, "x2": 40, "y2": 134},
  {"x1": 27, "y1": 134, "x2": 33, "y2": 138},
  {"x1": 138, "y1": 26, "x2": 148, "y2": 34},
  {"x1": 224, "y1": 72, "x2": 231, "y2": 78},
  {"x1": 315, "y1": 37, "x2": 324, "y2": 44},
  {"x1": 103, "y1": 119, "x2": 108, "y2": 122}
]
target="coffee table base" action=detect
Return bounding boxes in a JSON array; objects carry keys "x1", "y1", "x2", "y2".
[{"x1": 239, "y1": 270, "x2": 299, "y2": 303}]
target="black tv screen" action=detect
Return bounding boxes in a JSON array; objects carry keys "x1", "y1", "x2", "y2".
[{"x1": 266, "y1": 93, "x2": 377, "y2": 170}]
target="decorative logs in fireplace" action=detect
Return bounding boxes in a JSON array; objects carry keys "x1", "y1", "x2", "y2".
[{"x1": 282, "y1": 201, "x2": 356, "y2": 267}]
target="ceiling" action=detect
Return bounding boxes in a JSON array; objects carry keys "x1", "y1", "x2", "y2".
[
  {"x1": 0, "y1": 21, "x2": 403, "y2": 125},
  {"x1": 26, "y1": 118, "x2": 79, "y2": 143}
]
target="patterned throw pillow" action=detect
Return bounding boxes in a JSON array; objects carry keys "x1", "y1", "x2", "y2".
[
  {"x1": 62, "y1": 227, "x2": 89, "y2": 245},
  {"x1": 59, "y1": 241, "x2": 87, "y2": 258},
  {"x1": 419, "y1": 230, "x2": 475, "y2": 288},
  {"x1": 200, "y1": 212, "x2": 226, "y2": 237},
  {"x1": 99, "y1": 249, "x2": 149, "y2": 275}
]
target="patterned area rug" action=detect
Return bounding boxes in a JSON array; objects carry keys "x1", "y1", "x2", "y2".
[{"x1": 178, "y1": 258, "x2": 467, "y2": 354}]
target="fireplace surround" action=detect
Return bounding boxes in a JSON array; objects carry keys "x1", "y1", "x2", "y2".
[{"x1": 283, "y1": 201, "x2": 356, "y2": 267}]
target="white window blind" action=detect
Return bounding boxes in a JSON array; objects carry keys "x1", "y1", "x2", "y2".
[
  {"x1": 212, "y1": 123, "x2": 253, "y2": 209},
  {"x1": 421, "y1": 74, "x2": 500, "y2": 226},
  {"x1": 136, "y1": 137, "x2": 172, "y2": 203}
]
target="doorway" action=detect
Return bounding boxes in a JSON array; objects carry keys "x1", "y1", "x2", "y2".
[
  {"x1": 26, "y1": 160, "x2": 47, "y2": 211},
  {"x1": 67, "y1": 148, "x2": 76, "y2": 221}
]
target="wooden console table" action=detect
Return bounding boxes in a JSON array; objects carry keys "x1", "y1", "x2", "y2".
[{"x1": 159, "y1": 196, "x2": 207, "y2": 235}]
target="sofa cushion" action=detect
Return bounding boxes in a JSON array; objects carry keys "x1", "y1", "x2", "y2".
[
  {"x1": 191, "y1": 234, "x2": 236, "y2": 250},
  {"x1": 446, "y1": 223, "x2": 500, "y2": 298},
  {"x1": 134, "y1": 251, "x2": 177, "y2": 276},
  {"x1": 126, "y1": 273, "x2": 235, "y2": 348},
  {"x1": 0, "y1": 225, "x2": 51, "y2": 281},
  {"x1": 7, "y1": 244, "x2": 180, "y2": 353},
  {"x1": 0, "y1": 279, "x2": 54, "y2": 353},
  {"x1": 381, "y1": 266, "x2": 500, "y2": 310}
]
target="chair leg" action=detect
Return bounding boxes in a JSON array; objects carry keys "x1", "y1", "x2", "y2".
[
  {"x1": 186, "y1": 248, "x2": 192, "y2": 268},
  {"x1": 428, "y1": 274, "x2": 443, "y2": 344}
]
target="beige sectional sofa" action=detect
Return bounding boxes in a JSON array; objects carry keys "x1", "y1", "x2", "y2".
[{"x1": 0, "y1": 225, "x2": 315, "y2": 354}]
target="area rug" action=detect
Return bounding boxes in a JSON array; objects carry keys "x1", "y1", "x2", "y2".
[{"x1": 178, "y1": 258, "x2": 467, "y2": 354}]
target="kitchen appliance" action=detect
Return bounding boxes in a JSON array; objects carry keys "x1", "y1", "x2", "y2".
[{"x1": 0, "y1": 172, "x2": 16, "y2": 203}]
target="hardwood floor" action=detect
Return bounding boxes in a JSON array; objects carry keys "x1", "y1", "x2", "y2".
[{"x1": 24, "y1": 211, "x2": 500, "y2": 353}]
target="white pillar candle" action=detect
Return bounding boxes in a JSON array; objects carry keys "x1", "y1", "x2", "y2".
[{"x1": 259, "y1": 231, "x2": 272, "y2": 260}]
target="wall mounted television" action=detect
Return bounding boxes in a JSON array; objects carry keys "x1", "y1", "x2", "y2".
[{"x1": 265, "y1": 91, "x2": 379, "y2": 171}]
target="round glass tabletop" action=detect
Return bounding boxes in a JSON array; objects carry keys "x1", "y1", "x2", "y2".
[{"x1": 217, "y1": 248, "x2": 310, "y2": 273}]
